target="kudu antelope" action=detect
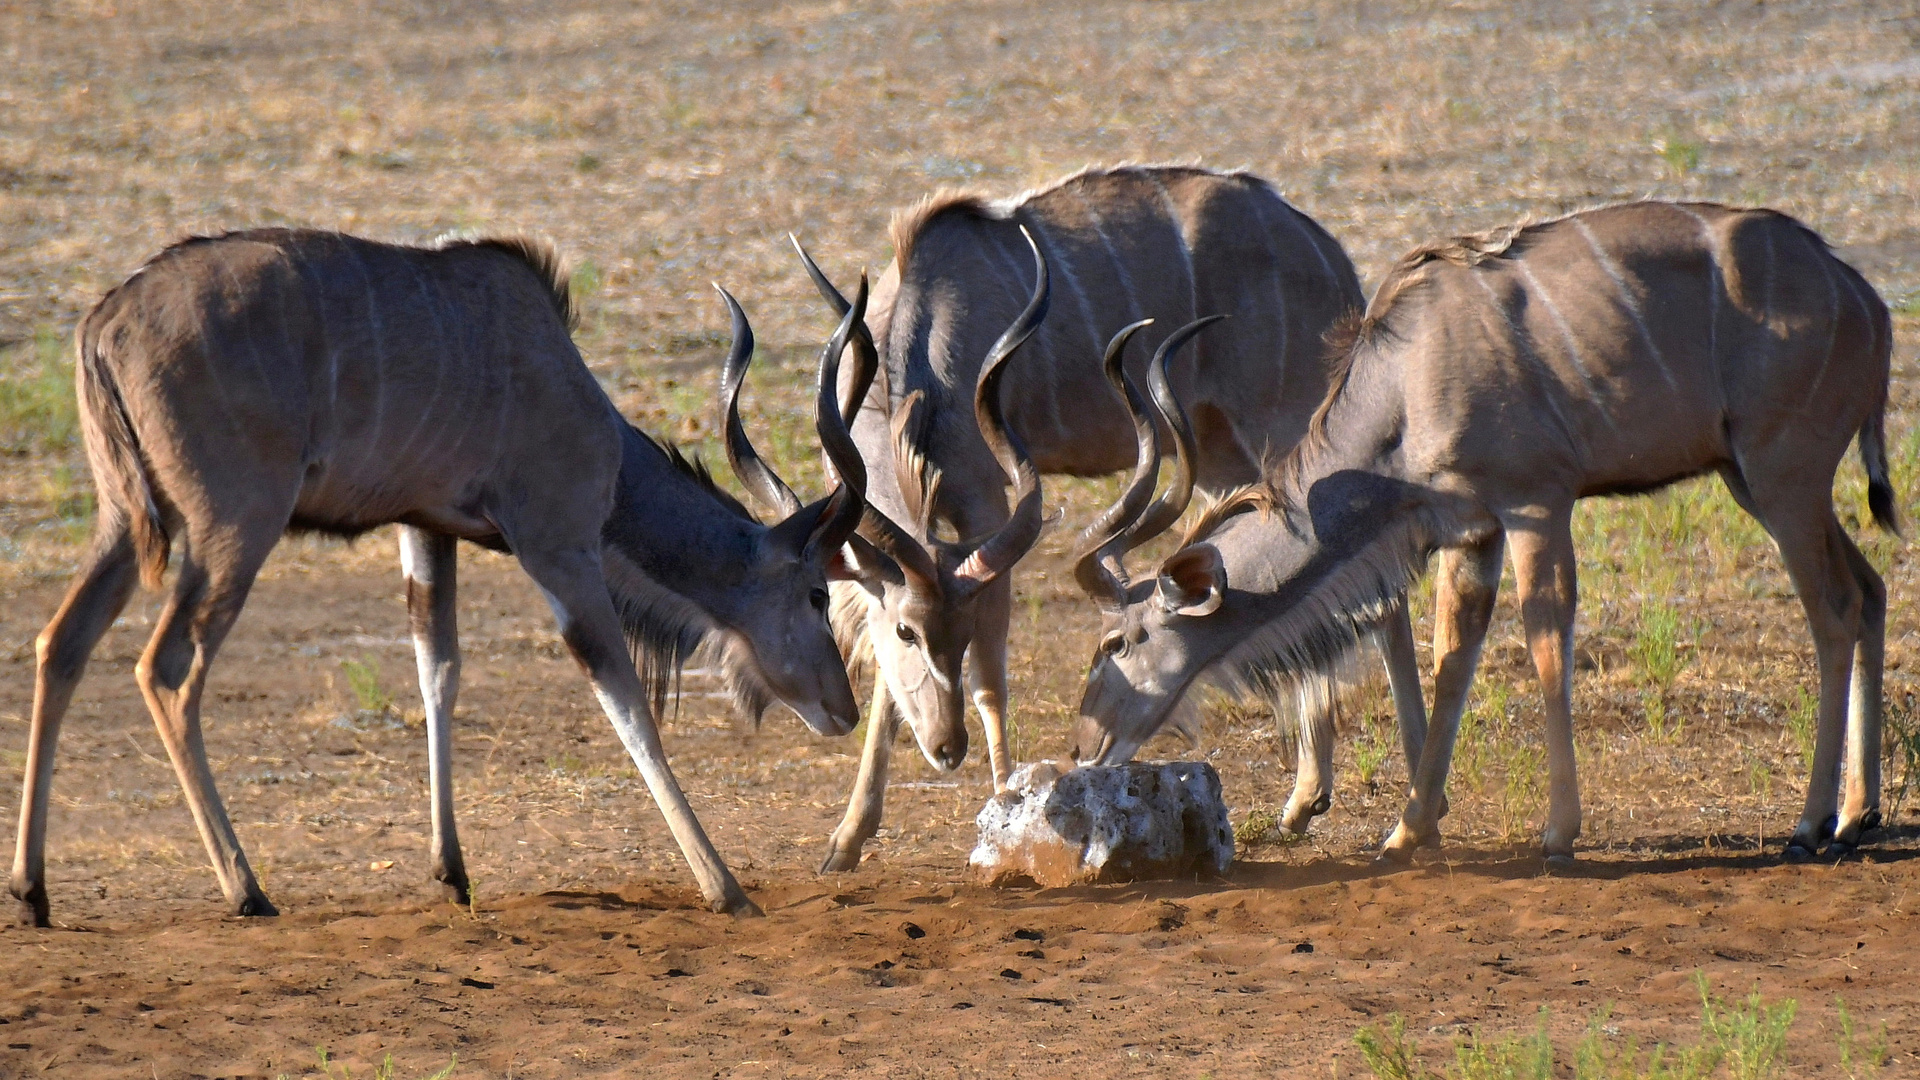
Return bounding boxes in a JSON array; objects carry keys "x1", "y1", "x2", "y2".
[
  {"x1": 11, "y1": 228, "x2": 873, "y2": 924},
  {"x1": 796, "y1": 164, "x2": 1427, "y2": 872},
  {"x1": 1073, "y1": 201, "x2": 1896, "y2": 863}
]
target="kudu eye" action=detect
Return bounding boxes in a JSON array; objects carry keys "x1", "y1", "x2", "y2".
[
  {"x1": 808, "y1": 587, "x2": 830, "y2": 614},
  {"x1": 1100, "y1": 632, "x2": 1126, "y2": 658},
  {"x1": 895, "y1": 622, "x2": 918, "y2": 645}
]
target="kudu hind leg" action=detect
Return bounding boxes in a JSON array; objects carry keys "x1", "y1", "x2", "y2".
[
  {"x1": 1834, "y1": 533, "x2": 1886, "y2": 851},
  {"x1": 1761, "y1": 502, "x2": 1871, "y2": 858},
  {"x1": 135, "y1": 530, "x2": 279, "y2": 916},
  {"x1": 1382, "y1": 537, "x2": 1504, "y2": 860},
  {"x1": 11, "y1": 526, "x2": 141, "y2": 926},
  {"x1": 1507, "y1": 517, "x2": 1582, "y2": 862},
  {"x1": 516, "y1": 546, "x2": 758, "y2": 916},
  {"x1": 400, "y1": 527, "x2": 468, "y2": 902},
  {"x1": 821, "y1": 681, "x2": 901, "y2": 873}
]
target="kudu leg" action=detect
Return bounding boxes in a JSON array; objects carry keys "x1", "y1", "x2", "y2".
[
  {"x1": 11, "y1": 526, "x2": 141, "y2": 926},
  {"x1": 517, "y1": 546, "x2": 759, "y2": 916},
  {"x1": 968, "y1": 576, "x2": 1016, "y2": 792},
  {"x1": 1281, "y1": 675, "x2": 1335, "y2": 834},
  {"x1": 1381, "y1": 536, "x2": 1505, "y2": 860},
  {"x1": 1762, "y1": 503, "x2": 1879, "y2": 858},
  {"x1": 1282, "y1": 596, "x2": 1431, "y2": 835},
  {"x1": 1835, "y1": 536, "x2": 1886, "y2": 852},
  {"x1": 1379, "y1": 595, "x2": 1437, "y2": 816},
  {"x1": 1506, "y1": 516, "x2": 1582, "y2": 862},
  {"x1": 820, "y1": 681, "x2": 901, "y2": 873},
  {"x1": 135, "y1": 531, "x2": 279, "y2": 916},
  {"x1": 400, "y1": 527, "x2": 468, "y2": 903}
]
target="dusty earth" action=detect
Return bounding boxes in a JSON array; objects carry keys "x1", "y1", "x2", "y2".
[{"x1": 5, "y1": 0, "x2": 1920, "y2": 1076}]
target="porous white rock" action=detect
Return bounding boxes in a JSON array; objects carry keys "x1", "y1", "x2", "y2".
[{"x1": 969, "y1": 761, "x2": 1234, "y2": 887}]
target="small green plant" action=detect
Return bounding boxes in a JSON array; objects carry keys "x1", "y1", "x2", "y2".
[
  {"x1": 1654, "y1": 137, "x2": 1701, "y2": 178},
  {"x1": 574, "y1": 151, "x2": 602, "y2": 173},
  {"x1": 1234, "y1": 807, "x2": 1280, "y2": 847},
  {"x1": 1497, "y1": 740, "x2": 1545, "y2": 842},
  {"x1": 1786, "y1": 686, "x2": 1818, "y2": 763},
  {"x1": 1835, "y1": 996, "x2": 1888, "y2": 1080},
  {"x1": 1884, "y1": 692, "x2": 1920, "y2": 819},
  {"x1": 340, "y1": 658, "x2": 393, "y2": 716},
  {"x1": 1746, "y1": 759, "x2": 1772, "y2": 798},
  {"x1": 1452, "y1": 1007, "x2": 1552, "y2": 1079},
  {"x1": 1354, "y1": 1014, "x2": 1433, "y2": 1080},
  {"x1": 570, "y1": 259, "x2": 603, "y2": 302},
  {"x1": 1631, "y1": 599, "x2": 1682, "y2": 689},
  {"x1": 1354, "y1": 711, "x2": 1392, "y2": 792},
  {"x1": 1572, "y1": 1006, "x2": 1719, "y2": 1080},
  {"x1": 1696, "y1": 973, "x2": 1796, "y2": 1080}
]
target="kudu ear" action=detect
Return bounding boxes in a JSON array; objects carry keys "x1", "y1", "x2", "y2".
[
  {"x1": 1155, "y1": 544, "x2": 1225, "y2": 617},
  {"x1": 829, "y1": 533, "x2": 904, "y2": 591}
]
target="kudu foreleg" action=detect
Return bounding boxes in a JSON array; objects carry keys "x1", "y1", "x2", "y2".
[
  {"x1": 519, "y1": 546, "x2": 759, "y2": 916},
  {"x1": 821, "y1": 681, "x2": 900, "y2": 873},
  {"x1": 400, "y1": 527, "x2": 468, "y2": 903},
  {"x1": 969, "y1": 576, "x2": 1016, "y2": 792},
  {"x1": 1283, "y1": 595, "x2": 1431, "y2": 834},
  {"x1": 1381, "y1": 536, "x2": 1504, "y2": 860},
  {"x1": 1507, "y1": 516, "x2": 1582, "y2": 862},
  {"x1": 11, "y1": 526, "x2": 140, "y2": 926}
]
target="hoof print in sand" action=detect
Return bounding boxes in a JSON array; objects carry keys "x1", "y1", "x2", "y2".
[{"x1": 970, "y1": 761, "x2": 1234, "y2": 887}]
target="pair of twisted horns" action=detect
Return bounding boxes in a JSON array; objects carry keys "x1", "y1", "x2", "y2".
[
  {"x1": 712, "y1": 279, "x2": 875, "y2": 561},
  {"x1": 1072, "y1": 314, "x2": 1227, "y2": 613},
  {"x1": 789, "y1": 227, "x2": 1051, "y2": 601}
]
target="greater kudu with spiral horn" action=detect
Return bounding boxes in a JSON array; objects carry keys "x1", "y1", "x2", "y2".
[
  {"x1": 795, "y1": 164, "x2": 1428, "y2": 871},
  {"x1": 12, "y1": 228, "x2": 872, "y2": 924},
  {"x1": 1073, "y1": 201, "x2": 1896, "y2": 863}
]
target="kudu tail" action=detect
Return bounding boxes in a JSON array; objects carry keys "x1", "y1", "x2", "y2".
[
  {"x1": 74, "y1": 318, "x2": 170, "y2": 588},
  {"x1": 1859, "y1": 409, "x2": 1900, "y2": 536}
]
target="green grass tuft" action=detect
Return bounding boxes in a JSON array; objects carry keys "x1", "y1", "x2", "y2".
[{"x1": 0, "y1": 326, "x2": 78, "y2": 453}]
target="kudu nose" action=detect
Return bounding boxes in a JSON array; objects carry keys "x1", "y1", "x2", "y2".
[{"x1": 932, "y1": 728, "x2": 968, "y2": 772}]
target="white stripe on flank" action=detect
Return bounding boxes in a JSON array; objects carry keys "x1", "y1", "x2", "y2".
[
  {"x1": 1513, "y1": 259, "x2": 1614, "y2": 432},
  {"x1": 1470, "y1": 271, "x2": 1577, "y2": 444},
  {"x1": 346, "y1": 246, "x2": 389, "y2": 477},
  {"x1": 1245, "y1": 191, "x2": 1290, "y2": 369},
  {"x1": 1147, "y1": 175, "x2": 1199, "y2": 319},
  {"x1": 1675, "y1": 205, "x2": 1722, "y2": 369},
  {"x1": 386, "y1": 262, "x2": 453, "y2": 465},
  {"x1": 1078, "y1": 199, "x2": 1140, "y2": 326},
  {"x1": 1806, "y1": 227, "x2": 1842, "y2": 398},
  {"x1": 1572, "y1": 218, "x2": 1678, "y2": 392},
  {"x1": 1021, "y1": 216, "x2": 1102, "y2": 369}
]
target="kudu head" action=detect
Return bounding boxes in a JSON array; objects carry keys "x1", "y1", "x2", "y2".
[
  {"x1": 698, "y1": 282, "x2": 880, "y2": 738},
  {"x1": 791, "y1": 230, "x2": 1051, "y2": 771},
  {"x1": 1066, "y1": 314, "x2": 1281, "y2": 767}
]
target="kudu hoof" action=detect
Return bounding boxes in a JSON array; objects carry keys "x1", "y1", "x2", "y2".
[
  {"x1": 434, "y1": 877, "x2": 473, "y2": 906},
  {"x1": 1373, "y1": 845, "x2": 1417, "y2": 867},
  {"x1": 1782, "y1": 841, "x2": 1820, "y2": 863},
  {"x1": 818, "y1": 842, "x2": 865, "y2": 874},
  {"x1": 13, "y1": 887, "x2": 50, "y2": 929},
  {"x1": 233, "y1": 891, "x2": 279, "y2": 918},
  {"x1": 1542, "y1": 852, "x2": 1577, "y2": 872},
  {"x1": 714, "y1": 893, "x2": 765, "y2": 918}
]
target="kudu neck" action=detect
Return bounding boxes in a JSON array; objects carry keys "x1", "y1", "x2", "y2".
[{"x1": 604, "y1": 424, "x2": 761, "y2": 586}]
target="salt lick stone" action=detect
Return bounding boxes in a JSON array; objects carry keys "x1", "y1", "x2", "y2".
[{"x1": 969, "y1": 762, "x2": 1235, "y2": 888}]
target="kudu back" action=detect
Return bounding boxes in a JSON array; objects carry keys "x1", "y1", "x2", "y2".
[
  {"x1": 12, "y1": 228, "x2": 869, "y2": 923},
  {"x1": 1073, "y1": 201, "x2": 1894, "y2": 863},
  {"x1": 798, "y1": 164, "x2": 1424, "y2": 872}
]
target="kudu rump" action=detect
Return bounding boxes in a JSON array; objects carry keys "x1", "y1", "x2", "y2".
[
  {"x1": 1075, "y1": 201, "x2": 1895, "y2": 862},
  {"x1": 798, "y1": 164, "x2": 1427, "y2": 871},
  {"x1": 12, "y1": 229, "x2": 874, "y2": 923}
]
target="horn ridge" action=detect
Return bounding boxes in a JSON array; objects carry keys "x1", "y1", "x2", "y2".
[
  {"x1": 714, "y1": 284, "x2": 802, "y2": 518},
  {"x1": 1116, "y1": 313, "x2": 1226, "y2": 552},
  {"x1": 790, "y1": 238, "x2": 940, "y2": 590},
  {"x1": 953, "y1": 226, "x2": 1051, "y2": 598},
  {"x1": 806, "y1": 273, "x2": 874, "y2": 557},
  {"x1": 1071, "y1": 319, "x2": 1159, "y2": 611}
]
